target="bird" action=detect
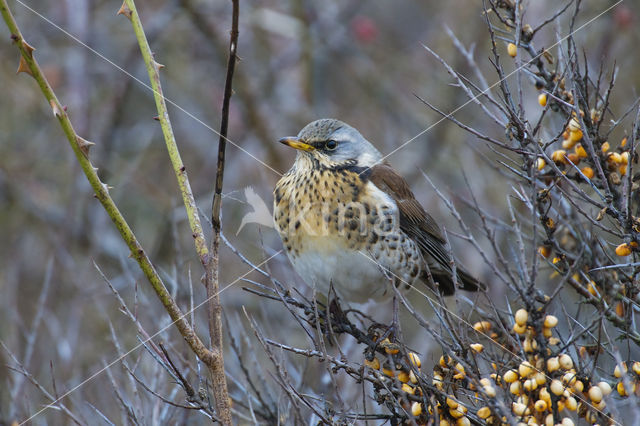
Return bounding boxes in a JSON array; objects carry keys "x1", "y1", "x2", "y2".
[{"x1": 273, "y1": 119, "x2": 485, "y2": 304}]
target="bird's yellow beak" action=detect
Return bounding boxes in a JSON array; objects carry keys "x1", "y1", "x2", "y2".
[{"x1": 279, "y1": 137, "x2": 315, "y2": 152}]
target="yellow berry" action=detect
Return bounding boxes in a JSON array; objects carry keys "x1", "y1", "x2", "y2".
[
  {"x1": 407, "y1": 352, "x2": 421, "y2": 368},
  {"x1": 544, "y1": 315, "x2": 558, "y2": 328},
  {"x1": 446, "y1": 397, "x2": 459, "y2": 409},
  {"x1": 524, "y1": 379, "x2": 537, "y2": 391},
  {"x1": 581, "y1": 166, "x2": 594, "y2": 179},
  {"x1": 617, "y1": 380, "x2": 627, "y2": 396},
  {"x1": 613, "y1": 362, "x2": 627, "y2": 378},
  {"x1": 504, "y1": 370, "x2": 518, "y2": 383},
  {"x1": 565, "y1": 396, "x2": 577, "y2": 411},
  {"x1": 616, "y1": 243, "x2": 633, "y2": 256},
  {"x1": 575, "y1": 144, "x2": 587, "y2": 158},
  {"x1": 608, "y1": 152, "x2": 623, "y2": 164},
  {"x1": 411, "y1": 401, "x2": 422, "y2": 416},
  {"x1": 470, "y1": 343, "x2": 484, "y2": 353},
  {"x1": 439, "y1": 355, "x2": 450, "y2": 368},
  {"x1": 515, "y1": 309, "x2": 528, "y2": 326},
  {"x1": 559, "y1": 354, "x2": 573, "y2": 370},
  {"x1": 450, "y1": 405, "x2": 466, "y2": 418},
  {"x1": 621, "y1": 151, "x2": 630, "y2": 164},
  {"x1": 534, "y1": 399, "x2": 547, "y2": 412},
  {"x1": 477, "y1": 406, "x2": 491, "y2": 419},
  {"x1": 562, "y1": 417, "x2": 574, "y2": 426},
  {"x1": 542, "y1": 327, "x2": 552, "y2": 338},
  {"x1": 588, "y1": 385, "x2": 603, "y2": 403},
  {"x1": 510, "y1": 381, "x2": 522, "y2": 395},
  {"x1": 534, "y1": 372, "x2": 547, "y2": 386},
  {"x1": 538, "y1": 246, "x2": 551, "y2": 258},
  {"x1": 568, "y1": 117, "x2": 580, "y2": 132},
  {"x1": 512, "y1": 402, "x2": 527, "y2": 416},
  {"x1": 632, "y1": 361, "x2": 640, "y2": 376},
  {"x1": 602, "y1": 141, "x2": 610, "y2": 152},
  {"x1": 519, "y1": 361, "x2": 534, "y2": 378},
  {"x1": 547, "y1": 357, "x2": 560, "y2": 372},
  {"x1": 536, "y1": 157, "x2": 546, "y2": 171},
  {"x1": 365, "y1": 357, "x2": 380, "y2": 370},
  {"x1": 456, "y1": 417, "x2": 470, "y2": 426},
  {"x1": 507, "y1": 42, "x2": 517, "y2": 57},
  {"x1": 544, "y1": 414, "x2": 554, "y2": 426},
  {"x1": 382, "y1": 367, "x2": 395, "y2": 377},
  {"x1": 550, "y1": 379, "x2": 564, "y2": 395},
  {"x1": 538, "y1": 93, "x2": 548, "y2": 107},
  {"x1": 568, "y1": 129, "x2": 583, "y2": 143},
  {"x1": 539, "y1": 387, "x2": 551, "y2": 405},
  {"x1": 563, "y1": 371, "x2": 577, "y2": 385},
  {"x1": 562, "y1": 137, "x2": 577, "y2": 150},
  {"x1": 473, "y1": 321, "x2": 491, "y2": 332},
  {"x1": 551, "y1": 150, "x2": 567, "y2": 164},
  {"x1": 572, "y1": 380, "x2": 583, "y2": 393},
  {"x1": 598, "y1": 381, "x2": 612, "y2": 395},
  {"x1": 621, "y1": 137, "x2": 628, "y2": 147},
  {"x1": 397, "y1": 371, "x2": 410, "y2": 383},
  {"x1": 402, "y1": 383, "x2": 415, "y2": 394}
]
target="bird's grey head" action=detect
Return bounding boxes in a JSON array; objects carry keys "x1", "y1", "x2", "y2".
[{"x1": 279, "y1": 119, "x2": 382, "y2": 170}]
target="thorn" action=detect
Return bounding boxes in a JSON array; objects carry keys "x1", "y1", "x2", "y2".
[
  {"x1": 153, "y1": 116, "x2": 160, "y2": 121},
  {"x1": 76, "y1": 135, "x2": 95, "y2": 157},
  {"x1": 16, "y1": 56, "x2": 33, "y2": 76},
  {"x1": 10, "y1": 34, "x2": 19, "y2": 42},
  {"x1": 63, "y1": 105, "x2": 68, "y2": 112},
  {"x1": 154, "y1": 61, "x2": 165, "y2": 70},
  {"x1": 21, "y1": 40, "x2": 35, "y2": 59},
  {"x1": 49, "y1": 100, "x2": 63, "y2": 117},
  {"x1": 117, "y1": 2, "x2": 132, "y2": 19}
]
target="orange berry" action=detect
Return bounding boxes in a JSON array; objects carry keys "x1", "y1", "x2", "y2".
[
  {"x1": 538, "y1": 93, "x2": 547, "y2": 106},
  {"x1": 616, "y1": 243, "x2": 633, "y2": 256},
  {"x1": 581, "y1": 166, "x2": 594, "y2": 179}
]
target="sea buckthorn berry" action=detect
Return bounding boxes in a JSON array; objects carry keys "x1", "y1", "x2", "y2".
[
  {"x1": 598, "y1": 381, "x2": 612, "y2": 395},
  {"x1": 588, "y1": 385, "x2": 603, "y2": 403},
  {"x1": 547, "y1": 357, "x2": 560, "y2": 372},
  {"x1": 551, "y1": 150, "x2": 567, "y2": 164},
  {"x1": 568, "y1": 117, "x2": 580, "y2": 132},
  {"x1": 550, "y1": 379, "x2": 564, "y2": 395},
  {"x1": 581, "y1": 166, "x2": 594, "y2": 179},
  {"x1": 561, "y1": 417, "x2": 574, "y2": 426},
  {"x1": 567, "y1": 153, "x2": 580, "y2": 164},
  {"x1": 504, "y1": 369, "x2": 518, "y2": 383},
  {"x1": 562, "y1": 137, "x2": 577, "y2": 150},
  {"x1": 409, "y1": 370, "x2": 418, "y2": 384},
  {"x1": 512, "y1": 402, "x2": 527, "y2": 416},
  {"x1": 397, "y1": 371, "x2": 410, "y2": 383},
  {"x1": 538, "y1": 93, "x2": 547, "y2": 107},
  {"x1": 538, "y1": 246, "x2": 550, "y2": 258},
  {"x1": 510, "y1": 381, "x2": 522, "y2": 395},
  {"x1": 515, "y1": 309, "x2": 528, "y2": 326},
  {"x1": 477, "y1": 406, "x2": 491, "y2": 419},
  {"x1": 536, "y1": 158, "x2": 546, "y2": 171},
  {"x1": 559, "y1": 354, "x2": 573, "y2": 370},
  {"x1": 621, "y1": 137, "x2": 628, "y2": 147},
  {"x1": 544, "y1": 315, "x2": 558, "y2": 328},
  {"x1": 513, "y1": 323, "x2": 526, "y2": 334},
  {"x1": 572, "y1": 380, "x2": 584, "y2": 393},
  {"x1": 621, "y1": 151, "x2": 630, "y2": 164},
  {"x1": 534, "y1": 399, "x2": 547, "y2": 412},
  {"x1": 411, "y1": 401, "x2": 422, "y2": 416},
  {"x1": 613, "y1": 362, "x2": 627, "y2": 379},
  {"x1": 535, "y1": 372, "x2": 546, "y2": 385},
  {"x1": 470, "y1": 343, "x2": 484, "y2": 353},
  {"x1": 365, "y1": 357, "x2": 380, "y2": 369},
  {"x1": 519, "y1": 361, "x2": 534, "y2": 378},
  {"x1": 408, "y1": 352, "x2": 421, "y2": 368},
  {"x1": 632, "y1": 361, "x2": 640, "y2": 375},
  {"x1": 608, "y1": 152, "x2": 623, "y2": 164},
  {"x1": 473, "y1": 321, "x2": 491, "y2": 332},
  {"x1": 616, "y1": 243, "x2": 633, "y2": 256},
  {"x1": 402, "y1": 383, "x2": 414, "y2": 394},
  {"x1": 456, "y1": 417, "x2": 470, "y2": 426},
  {"x1": 568, "y1": 129, "x2": 583, "y2": 143},
  {"x1": 507, "y1": 42, "x2": 517, "y2": 57},
  {"x1": 575, "y1": 144, "x2": 587, "y2": 158},
  {"x1": 602, "y1": 141, "x2": 610, "y2": 152}
]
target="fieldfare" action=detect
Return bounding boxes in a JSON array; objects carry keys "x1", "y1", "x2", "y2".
[{"x1": 274, "y1": 119, "x2": 485, "y2": 303}]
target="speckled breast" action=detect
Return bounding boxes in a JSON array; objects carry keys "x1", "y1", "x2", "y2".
[{"x1": 274, "y1": 167, "x2": 423, "y2": 302}]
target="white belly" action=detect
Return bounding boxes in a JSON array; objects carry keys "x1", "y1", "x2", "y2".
[{"x1": 288, "y1": 235, "x2": 393, "y2": 303}]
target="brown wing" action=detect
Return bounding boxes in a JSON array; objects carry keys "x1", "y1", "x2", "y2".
[{"x1": 369, "y1": 163, "x2": 484, "y2": 294}]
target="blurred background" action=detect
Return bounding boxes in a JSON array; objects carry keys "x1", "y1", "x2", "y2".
[{"x1": 1, "y1": 0, "x2": 638, "y2": 423}]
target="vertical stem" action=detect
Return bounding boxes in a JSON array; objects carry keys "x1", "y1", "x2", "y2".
[{"x1": 206, "y1": 0, "x2": 239, "y2": 424}]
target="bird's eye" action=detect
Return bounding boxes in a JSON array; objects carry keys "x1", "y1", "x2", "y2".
[{"x1": 325, "y1": 140, "x2": 338, "y2": 150}]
